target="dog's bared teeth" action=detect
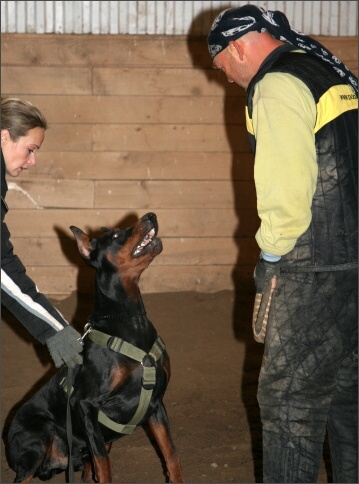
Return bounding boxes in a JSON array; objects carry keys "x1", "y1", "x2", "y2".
[{"x1": 133, "y1": 228, "x2": 156, "y2": 256}]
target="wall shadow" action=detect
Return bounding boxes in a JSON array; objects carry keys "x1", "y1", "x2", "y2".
[{"x1": 186, "y1": 6, "x2": 263, "y2": 482}]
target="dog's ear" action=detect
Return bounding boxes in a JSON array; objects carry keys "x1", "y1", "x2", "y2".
[{"x1": 69, "y1": 226, "x2": 93, "y2": 260}]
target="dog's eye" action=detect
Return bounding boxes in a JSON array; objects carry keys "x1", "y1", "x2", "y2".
[{"x1": 112, "y1": 230, "x2": 124, "y2": 240}]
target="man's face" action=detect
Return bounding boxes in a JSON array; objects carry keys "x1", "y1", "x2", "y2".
[{"x1": 212, "y1": 42, "x2": 251, "y2": 89}]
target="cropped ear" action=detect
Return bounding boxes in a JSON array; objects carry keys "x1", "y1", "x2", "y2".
[{"x1": 70, "y1": 226, "x2": 93, "y2": 260}]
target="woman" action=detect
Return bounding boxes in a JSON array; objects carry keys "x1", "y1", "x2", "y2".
[{"x1": 1, "y1": 97, "x2": 83, "y2": 368}]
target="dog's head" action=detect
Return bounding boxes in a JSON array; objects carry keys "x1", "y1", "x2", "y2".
[{"x1": 70, "y1": 212, "x2": 163, "y2": 281}]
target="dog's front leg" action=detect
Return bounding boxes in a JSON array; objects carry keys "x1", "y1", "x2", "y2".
[
  {"x1": 78, "y1": 402, "x2": 112, "y2": 483},
  {"x1": 81, "y1": 459, "x2": 95, "y2": 483},
  {"x1": 147, "y1": 403, "x2": 184, "y2": 483},
  {"x1": 81, "y1": 444, "x2": 112, "y2": 483}
]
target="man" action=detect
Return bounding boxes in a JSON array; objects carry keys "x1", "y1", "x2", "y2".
[{"x1": 208, "y1": 5, "x2": 358, "y2": 483}]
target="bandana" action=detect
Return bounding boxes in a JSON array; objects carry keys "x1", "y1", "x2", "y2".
[{"x1": 208, "y1": 5, "x2": 358, "y2": 94}]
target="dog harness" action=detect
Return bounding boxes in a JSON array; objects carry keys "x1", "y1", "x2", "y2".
[{"x1": 60, "y1": 327, "x2": 166, "y2": 435}]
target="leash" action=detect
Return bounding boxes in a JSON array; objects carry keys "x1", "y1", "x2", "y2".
[
  {"x1": 64, "y1": 327, "x2": 90, "y2": 483},
  {"x1": 66, "y1": 366, "x2": 75, "y2": 483}
]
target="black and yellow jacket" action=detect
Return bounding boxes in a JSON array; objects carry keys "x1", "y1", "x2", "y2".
[{"x1": 246, "y1": 44, "x2": 358, "y2": 269}]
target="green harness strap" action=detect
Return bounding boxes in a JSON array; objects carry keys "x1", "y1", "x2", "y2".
[{"x1": 60, "y1": 331, "x2": 166, "y2": 435}]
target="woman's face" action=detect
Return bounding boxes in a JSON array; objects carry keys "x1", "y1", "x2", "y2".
[{"x1": 1, "y1": 127, "x2": 45, "y2": 177}]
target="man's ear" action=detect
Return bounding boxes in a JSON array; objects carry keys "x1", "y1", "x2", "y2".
[{"x1": 229, "y1": 40, "x2": 244, "y2": 61}]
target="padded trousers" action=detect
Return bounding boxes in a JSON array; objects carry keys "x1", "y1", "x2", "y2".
[{"x1": 257, "y1": 270, "x2": 358, "y2": 483}]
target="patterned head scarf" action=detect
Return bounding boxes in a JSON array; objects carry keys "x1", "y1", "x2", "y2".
[{"x1": 208, "y1": 5, "x2": 358, "y2": 94}]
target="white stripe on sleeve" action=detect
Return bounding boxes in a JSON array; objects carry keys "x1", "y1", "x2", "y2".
[{"x1": 1, "y1": 268, "x2": 66, "y2": 332}]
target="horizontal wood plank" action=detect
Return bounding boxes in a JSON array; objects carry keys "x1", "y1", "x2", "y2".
[
  {"x1": 40, "y1": 125, "x2": 92, "y2": 152},
  {"x1": 6, "y1": 179, "x2": 256, "y2": 209},
  {"x1": 22, "y1": 264, "x2": 255, "y2": 295},
  {"x1": 5, "y1": 208, "x2": 260, "y2": 238},
  {"x1": 93, "y1": 67, "x2": 234, "y2": 96},
  {"x1": 1, "y1": 35, "x2": 201, "y2": 68},
  {"x1": 92, "y1": 124, "x2": 249, "y2": 152},
  {"x1": 0, "y1": 123, "x2": 250, "y2": 153},
  {"x1": 15, "y1": 151, "x2": 255, "y2": 181},
  {"x1": 2, "y1": 67, "x2": 92, "y2": 95},
  {"x1": 10, "y1": 236, "x2": 259, "y2": 267},
  {"x1": 2, "y1": 34, "x2": 357, "y2": 72},
  {"x1": 16, "y1": 94, "x2": 246, "y2": 125},
  {"x1": 6, "y1": 179, "x2": 94, "y2": 208},
  {"x1": 94, "y1": 180, "x2": 256, "y2": 209}
]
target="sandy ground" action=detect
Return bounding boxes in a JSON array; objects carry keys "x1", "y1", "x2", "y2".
[{"x1": 1, "y1": 284, "x2": 332, "y2": 483}]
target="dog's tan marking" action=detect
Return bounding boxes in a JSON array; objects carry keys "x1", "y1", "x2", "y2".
[
  {"x1": 47, "y1": 439, "x2": 68, "y2": 469},
  {"x1": 107, "y1": 244, "x2": 152, "y2": 302},
  {"x1": 147, "y1": 418, "x2": 184, "y2": 483},
  {"x1": 110, "y1": 364, "x2": 132, "y2": 390},
  {"x1": 93, "y1": 455, "x2": 112, "y2": 483},
  {"x1": 81, "y1": 460, "x2": 95, "y2": 483}
]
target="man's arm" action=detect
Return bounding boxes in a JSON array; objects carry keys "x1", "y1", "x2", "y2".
[{"x1": 252, "y1": 71, "x2": 318, "y2": 257}]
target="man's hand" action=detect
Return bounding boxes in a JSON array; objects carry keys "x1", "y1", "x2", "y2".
[
  {"x1": 253, "y1": 257, "x2": 280, "y2": 293},
  {"x1": 46, "y1": 326, "x2": 83, "y2": 368},
  {"x1": 252, "y1": 255, "x2": 280, "y2": 343}
]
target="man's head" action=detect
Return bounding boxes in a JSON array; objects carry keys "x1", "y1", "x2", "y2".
[
  {"x1": 207, "y1": 6, "x2": 288, "y2": 88},
  {"x1": 207, "y1": 5, "x2": 290, "y2": 60},
  {"x1": 207, "y1": 5, "x2": 358, "y2": 93},
  {"x1": 211, "y1": 29, "x2": 283, "y2": 89}
]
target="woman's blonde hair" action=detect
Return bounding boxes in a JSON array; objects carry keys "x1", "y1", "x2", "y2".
[{"x1": 1, "y1": 97, "x2": 48, "y2": 141}]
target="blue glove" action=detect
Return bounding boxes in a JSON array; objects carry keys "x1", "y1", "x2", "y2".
[{"x1": 46, "y1": 325, "x2": 83, "y2": 368}]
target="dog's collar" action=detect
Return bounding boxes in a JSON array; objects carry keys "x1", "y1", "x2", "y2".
[
  {"x1": 81, "y1": 312, "x2": 147, "y2": 338},
  {"x1": 88, "y1": 311, "x2": 146, "y2": 323}
]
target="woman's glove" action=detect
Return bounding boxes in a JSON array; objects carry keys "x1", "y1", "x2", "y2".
[{"x1": 46, "y1": 325, "x2": 83, "y2": 368}]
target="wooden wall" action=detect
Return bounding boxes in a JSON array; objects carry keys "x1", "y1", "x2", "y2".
[{"x1": 1, "y1": 34, "x2": 358, "y2": 295}]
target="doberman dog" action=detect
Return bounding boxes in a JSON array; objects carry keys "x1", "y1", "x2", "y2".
[{"x1": 7, "y1": 212, "x2": 184, "y2": 483}]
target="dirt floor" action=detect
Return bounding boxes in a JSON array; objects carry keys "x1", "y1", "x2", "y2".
[{"x1": 1, "y1": 283, "x2": 332, "y2": 483}]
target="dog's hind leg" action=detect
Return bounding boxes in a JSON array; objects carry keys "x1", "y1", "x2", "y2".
[
  {"x1": 147, "y1": 403, "x2": 184, "y2": 483},
  {"x1": 14, "y1": 474, "x2": 33, "y2": 483},
  {"x1": 9, "y1": 440, "x2": 45, "y2": 483}
]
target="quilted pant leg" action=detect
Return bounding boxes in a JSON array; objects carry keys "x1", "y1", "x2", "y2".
[
  {"x1": 326, "y1": 271, "x2": 358, "y2": 483},
  {"x1": 257, "y1": 270, "x2": 358, "y2": 483}
]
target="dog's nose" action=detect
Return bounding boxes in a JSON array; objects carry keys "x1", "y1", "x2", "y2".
[{"x1": 146, "y1": 212, "x2": 157, "y2": 223}]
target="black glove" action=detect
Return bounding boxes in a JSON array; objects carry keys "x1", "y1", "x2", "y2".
[
  {"x1": 46, "y1": 325, "x2": 83, "y2": 368},
  {"x1": 253, "y1": 257, "x2": 280, "y2": 294}
]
